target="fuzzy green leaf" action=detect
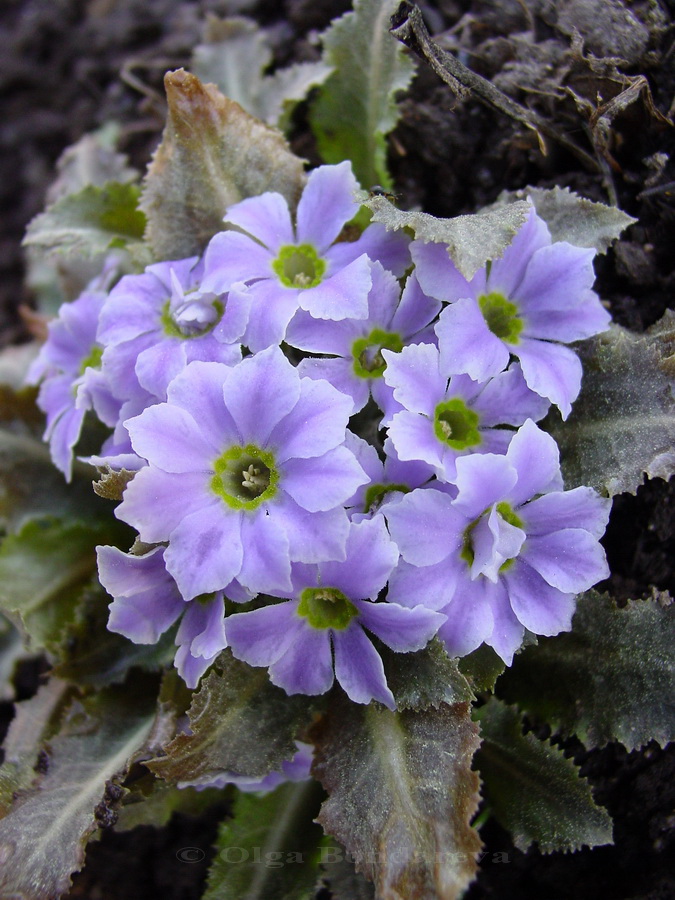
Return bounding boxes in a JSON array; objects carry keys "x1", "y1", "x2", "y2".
[
  {"x1": 140, "y1": 69, "x2": 306, "y2": 261},
  {"x1": 148, "y1": 651, "x2": 315, "y2": 784},
  {"x1": 23, "y1": 183, "x2": 146, "y2": 258},
  {"x1": 204, "y1": 781, "x2": 325, "y2": 900},
  {"x1": 498, "y1": 185, "x2": 636, "y2": 253},
  {"x1": 115, "y1": 782, "x2": 226, "y2": 832},
  {"x1": 310, "y1": 0, "x2": 416, "y2": 188},
  {"x1": 475, "y1": 699, "x2": 613, "y2": 853},
  {"x1": 0, "y1": 684, "x2": 155, "y2": 900},
  {"x1": 0, "y1": 614, "x2": 28, "y2": 701},
  {"x1": 0, "y1": 679, "x2": 73, "y2": 815},
  {"x1": 380, "y1": 639, "x2": 474, "y2": 710},
  {"x1": 192, "y1": 16, "x2": 331, "y2": 128},
  {"x1": 319, "y1": 844, "x2": 375, "y2": 900},
  {"x1": 497, "y1": 590, "x2": 675, "y2": 751},
  {"x1": 0, "y1": 519, "x2": 102, "y2": 653},
  {"x1": 458, "y1": 644, "x2": 507, "y2": 693},
  {"x1": 549, "y1": 314, "x2": 675, "y2": 495},
  {"x1": 364, "y1": 195, "x2": 532, "y2": 279},
  {"x1": 311, "y1": 694, "x2": 482, "y2": 900}
]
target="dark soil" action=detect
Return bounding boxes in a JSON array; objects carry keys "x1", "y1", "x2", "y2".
[{"x1": 1, "y1": 0, "x2": 674, "y2": 898}]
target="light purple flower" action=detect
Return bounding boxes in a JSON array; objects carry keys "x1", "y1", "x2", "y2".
[
  {"x1": 412, "y1": 206, "x2": 612, "y2": 417},
  {"x1": 385, "y1": 420, "x2": 611, "y2": 664},
  {"x1": 116, "y1": 347, "x2": 368, "y2": 599},
  {"x1": 98, "y1": 256, "x2": 245, "y2": 403},
  {"x1": 226, "y1": 517, "x2": 445, "y2": 709},
  {"x1": 28, "y1": 285, "x2": 121, "y2": 481},
  {"x1": 288, "y1": 264, "x2": 440, "y2": 419},
  {"x1": 97, "y1": 544, "x2": 251, "y2": 688},
  {"x1": 200, "y1": 162, "x2": 411, "y2": 352},
  {"x1": 344, "y1": 433, "x2": 434, "y2": 521},
  {"x1": 383, "y1": 341, "x2": 550, "y2": 483}
]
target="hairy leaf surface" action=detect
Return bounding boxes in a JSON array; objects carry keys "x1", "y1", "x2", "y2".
[
  {"x1": 0, "y1": 686, "x2": 155, "y2": 899},
  {"x1": 23, "y1": 183, "x2": 146, "y2": 258},
  {"x1": 310, "y1": 0, "x2": 416, "y2": 188},
  {"x1": 311, "y1": 694, "x2": 482, "y2": 900},
  {"x1": 475, "y1": 699, "x2": 613, "y2": 853},
  {"x1": 192, "y1": 16, "x2": 331, "y2": 128},
  {"x1": 141, "y1": 69, "x2": 306, "y2": 260},
  {"x1": 498, "y1": 590, "x2": 675, "y2": 750},
  {"x1": 380, "y1": 639, "x2": 474, "y2": 709},
  {"x1": 498, "y1": 185, "x2": 636, "y2": 253},
  {"x1": 148, "y1": 651, "x2": 315, "y2": 783},
  {"x1": 364, "y1": 195, "x2": 532, "y2": 279},
  {"x1": 550, "y1": 315, "x2": 675, "y2": 495},
  {"x1": 204, "y1": 781, "x2": 325, "y2": 900}
]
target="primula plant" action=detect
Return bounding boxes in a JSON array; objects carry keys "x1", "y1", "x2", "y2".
[{"x1": 1, "y1": 2, "x2": 674, "y2": 899}]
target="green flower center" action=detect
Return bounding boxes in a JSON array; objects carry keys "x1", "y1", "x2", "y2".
[
  {"x1": 352, "y1": 329, "x2": 403, "y2": 379},
  {"x1": 478, "y1": 292, "x2": 523, "y2": 344},
  {"x1": 79, "y1": 344, "x2": 103, "y2": 375},
  {"x1": 460, "y1": 502, "x2": 524, "y2": 571},
  {"x1": 433, "y1": 398, "x2": 481, "y2": 450},
  {"x1": 161, "y1": 297, "x2": 224, "y2": 339},
  {"x1": 363, "y1": 482, "x2": 410, "y2": 515},
  {"x1": 272, "y1": 244, "x2": 326, "y2": 289},
  {"x1": 211, "y1": 444, "x2": 278, "y2": 510},
  {"x1": 297, "y1": 587, "x2": 359, "y2": 630}
]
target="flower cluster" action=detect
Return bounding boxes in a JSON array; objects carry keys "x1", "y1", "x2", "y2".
[{"x1": 31, "y1": 162, "x2": 611, "y2": 702}]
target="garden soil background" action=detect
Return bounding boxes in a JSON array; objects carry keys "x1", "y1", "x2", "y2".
[{"x1": 0, "y1": 0, "x2": 674, "y2": 898}]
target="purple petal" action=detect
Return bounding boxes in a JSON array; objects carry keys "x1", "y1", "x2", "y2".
[
  {"x1": 474, "y1": 363, "x2": 550, "y2": 427},
  {"x1": 411, "y1": 240, "x2": 478, "y2": 302},
  {"x1": 435, "y1": 299, "x2": 510, "y2": 382},
  {"x1": 318, "y1": 517, "x2": 398, "y2": 599},
  {"x1": 504, "y1": 560, "x2": 576, "y2": 635},
  {"x1": 295, "y1": 162, "x2": 359, "y2": 251},
  {"x1": 382, "y1": 342, "x2": 444, "y2": 416},
  {"x1": 505, "y1": 419, "x2": 562, "y2": 507},
  {"x1": 281, "y1": 446, "x2": 368, "y2": 512},
  {"x1": 174, "y1": 646, "x2": 217, "y2": 690},
  {"x1": 332, "y1": 626, "x2": 395, "y2": 708},
  {"x1": 437, "y1": 570, "x2": 494, "y2": 657},
  {"x1": 286, "y1": 309, "x2": 357, "y2": 355},
  {"x1": 521, "y1": 528, "x2": 609, "y2": 593},
  {"x1": 386, "y1": 410, "x2": 444, "y2": 472},
  {"x1": 238, "y1": 280, "x2": 302, "y2": 352},
  {"x1": 485, "y1": 578, "x2": 525, "y2": 664},
  {"x1": 164, "y1": 503, "x2": 244, "y2": 600},
  {"x1": 273, "y1": 495, "x2": 350, "y2": 563},
  {"x1": 297, "y1": 357, "x2": 369, "y2": 417},
  {"x1": 223, "y1": 192, "x2": 294, "y2": 251},
  {"x1": 521, "y1": 487, "x2": 612, "y2": 539},
  {"x1": 222, "y1": 346, "x2": 301, "y2": 447},
  {"x1": 384, "y1": 487, "x2": 463, "y2": 567},
  {"x1": 237, "y1": 509, "x2": 293, "y2": 594},
  {"x1": 452, "y1": 453, "x2": 517, "y2": 520},
  {"x1": 515, "y1": 242, "x2": 596, "y2": 314},
  {"x1": 135, "y1": 339, "x2": 186, "y2": 400},
  {"x1": 96, "y1": 544, "x2": 167, "y2": 596},
  {"x1": 126, "y1": 403, "x2": 218, "y2": 470},
  {"x1": 391, "y1": 273, "x2": 442, "y2": 338},
  {"x1": 270, "y1": 622, "x2": 335, "y2": 696},
  {"x1": 201, "y1": 231, "x2": 275, "y2": 289},
  {"x1": 98, "y1": 273, "x2": 164, "y2": 345},
  {"x1": 116, "y1": 467, "x2": 213, "y2": 542},
  {"x1": 386, "y1": 557, "x2": 459, "y2": 611},
  {"x1": 515, "y1": 337, "x2": 582, "y2": 419},
  {"x1": 227, "y1": 602, "x2": 301, "y2": 666},
  {"x1": 269, "y1": 375, "x2": 354, "y2": 462},
  {"x1": 327, "y1": 222, "x2": 411, "y2": 277},
  {"x1": 470, "y1": 507, "x2": 525, "y2": 582},
  {"x1": 177, "y1": 595, "x2": 227, "y2": 660},
  {"x1": 524, "y1": 292, "x2": 611, "y2": 343},
  {"x1": 166, "y1": 361, "x2": 241, "y2": 452},
  {"x1": 298, "y1": 255, "x2": 371, "y2": 320},
  {"x1": 48, "y1": 406, "x2": 85, "y2": 481},
  {"x1": 488, "y1": 207, "x2": 551, "y2": 298},
  {"x1": 357, "y1": 600, "x2": 444, "y2": 651}
]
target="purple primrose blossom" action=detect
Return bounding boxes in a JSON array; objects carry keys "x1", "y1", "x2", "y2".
[
  {"x1": 288, "y1": 264, "x2": 440, "y2": 419},
  {"x1": 226, "y1": 517, "x2": 445, "y2": 709},
  {"x1": 383, "y1": 341, "x2": 549, "y2": 483},
  {"x1": 116, "y1": 347, "x2": 368, "y2": 600},
  {"x1": 98, "y1": 255, "x2": 245, "y2": 403},
  {"x1": 385, "y1": 419, "x2": 611, "y2": 664},
  {"x1": 28, "y1": 284, "x2": 120, "y2": 480},
  {"x1": 97, "y1": 544, "x2": 251, "y2": 688},
  {"x1": 412, "y1": 206, "x2": 612, "y2": 417},
  {"x1": 200, "y1": 161, "x2": 410, "y2": 352}
]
